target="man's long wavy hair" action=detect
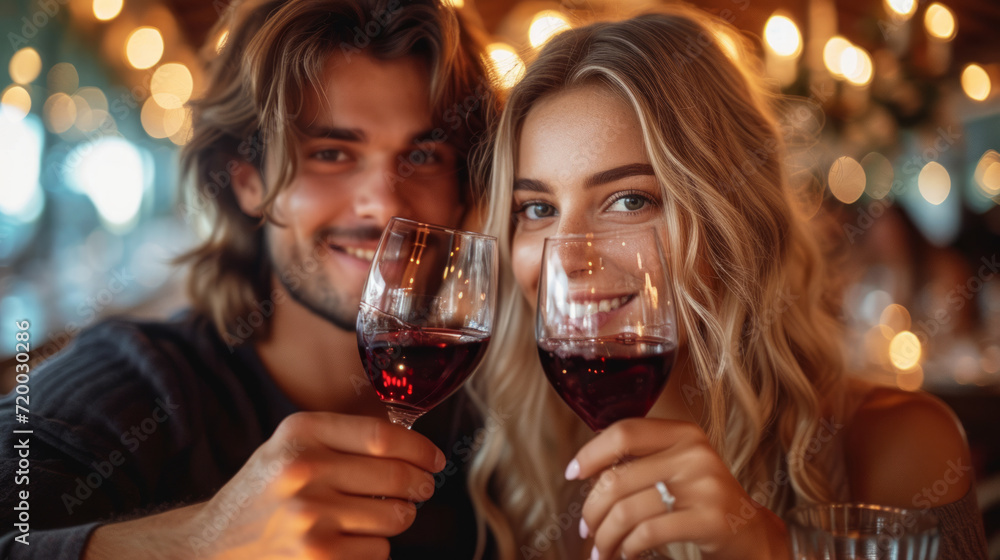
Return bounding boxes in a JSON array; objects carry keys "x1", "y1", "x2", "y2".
[
  {"x1": 176, "y1": 0, "x2": 497, "y2": 342},
  {"x1": 467, "y1": 7, "x2": 845, "y2": 559}
]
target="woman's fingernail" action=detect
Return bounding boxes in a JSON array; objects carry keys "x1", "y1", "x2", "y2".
[
  {"x1": 579, "y1": 517, "x2": 589, "y2": 539},
  {"x1": 565, "y1": 458, "x2": 580, "y2": 480},
  {"x1": 590, "y1": 545, "x2": 599, "y2": 560}
]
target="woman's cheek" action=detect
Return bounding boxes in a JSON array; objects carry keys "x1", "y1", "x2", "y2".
[{"x1": 511, "y1": 232, "x2": 544, "y2": 311}]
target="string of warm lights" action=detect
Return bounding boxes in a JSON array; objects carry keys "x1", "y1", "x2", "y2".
[{"x1": 2, "y1": 0, "x2": 196, "y2": 147}]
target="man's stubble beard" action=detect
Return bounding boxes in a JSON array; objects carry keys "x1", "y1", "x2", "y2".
[{"x1": 268, "y1": 229, "x2": 360, "y2": 333}]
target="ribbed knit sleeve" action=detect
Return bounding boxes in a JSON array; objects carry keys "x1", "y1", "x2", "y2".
[{"x1": 931, "y1": 485, "x2": 989, "y2": 560}]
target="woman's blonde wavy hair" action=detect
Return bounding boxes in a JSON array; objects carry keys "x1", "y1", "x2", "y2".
[
  {"x1": 467, "y1": 6, "x2": 845, "y2": 559},
  {"x1": 175, "y1": 0, "x2": 497, "y2": 342}
]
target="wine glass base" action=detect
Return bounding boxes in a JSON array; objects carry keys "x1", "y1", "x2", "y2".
[{"x1": 386, "y1": 406, "x2": 424, "y2": 430}]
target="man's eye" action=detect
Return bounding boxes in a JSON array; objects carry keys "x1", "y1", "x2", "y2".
[
  {"x1": 312, "y1": 149, "x2": 347, "y2": 162},
  {"x1": 405, "y1": 148, "x2": 441, "y2": 166}
]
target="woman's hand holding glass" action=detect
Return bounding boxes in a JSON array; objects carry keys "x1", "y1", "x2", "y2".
[
  {"x1": 567, "y1": 419, "x2": 791, "y2": 560},
  {"x1": 535, "y1": 230, "x2": 788, "y2": 559}
]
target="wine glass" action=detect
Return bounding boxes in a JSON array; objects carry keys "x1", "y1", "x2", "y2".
[
  {"x1": 357, "y1": 217, "x2": 497, "y2": 429},
  {"x1": 785, "y1": 503, "x2": 940, "y2": 559},
  {"x1": 536, "y1": 228, "x2": 677, "y2": 432}
]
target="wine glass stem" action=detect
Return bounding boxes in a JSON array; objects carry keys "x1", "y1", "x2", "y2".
[{"x1": 386, "y1": 407, "x2": 423, "y2": 430}]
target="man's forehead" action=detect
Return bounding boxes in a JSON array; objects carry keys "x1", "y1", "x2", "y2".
[{"x1": 296, "y1": 51, "x2": 435, "y2": 138}]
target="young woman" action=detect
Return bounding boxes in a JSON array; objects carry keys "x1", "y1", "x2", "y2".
[{"x1": 467, "y1": 7, "x2": 987, "y2": 560}]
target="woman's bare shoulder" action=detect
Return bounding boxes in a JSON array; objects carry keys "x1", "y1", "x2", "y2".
[{"x1": 842, "y1": 381, "x2": 973, "y2": 508}]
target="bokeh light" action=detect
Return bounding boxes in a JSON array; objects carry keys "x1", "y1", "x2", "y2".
[
  {"x1": 529, "y1": 10, "x2": 571, "y2": 48},
  {"x1": 961, "y1": 64, "x2": 991, "y2": 101},
  {"x1": 151, "y1": 63, "x2": 193, "y2": 109},
  {"x1": 441, "y1": 0, "x2": 463, "y2": 7},
  {"x1": 823, "y1": 36, "x2": 852, "y2": 77},
  {"x1": 126, "y1": 27, "x2": 164, "y2": 70},
  {"x1": 9, "y1": 48, "x2": 42, "y2": 85},
  {"x1": 47, "y1": 63, "x2": 80, "y2": 94},
  {"x1": 917, "y1": 161, "x2": 951, "y2": 205},
  {"x1": 140, "y1": 97, "x2": 186, "y2": 138},
  {"x1": 889, "y1": 330, "x2": 921, "y2": 370},
  {"x1": 861, "y1": 152, "x2": 894, "y2": 199},
  {"x1": 880, "y1": 303, "x2": 911, "y2": 333},
  {"x1": 841, "y1": 45, "x2": 874, "y2": 86},
  {"x1": 764, "y1": 14, "x2": 802, "y2": 57},
  {"x1": 168, "y1": 107, "x2": 193, "y2": 145},
  {"x1": 486, "y1": 43, "x2": 525, "y2": 90},
  {"x1": 69, "y1": 137, "x2": 146, "y2": 228},
  {"x1": 974, "y1": 150, "x2": 1000, "y2": 197},
  {"x1": 885, "y1": 0, "x2": 917, "y2": 20},
  {"x1": 925, "y1": 3, "x2": 956, "y2": 41},
  {"x1": 1, "y1": 86, "x2": 32, "y2": 121},
  {"x1": 93, "y1": 0, "x2": 123, "y2": 21},
  {"x1": 828, "y1": 156, "x2": 866, "y2": 203},
  {"x1": 896, "y1": 365, "x2": 924, "y2": 391},
  {"x1": 0, "y1": 113, "x2": 44, "y2": 217},
  {"x1": 43, "y1": 92, "x2": 77, "y2": 134}
]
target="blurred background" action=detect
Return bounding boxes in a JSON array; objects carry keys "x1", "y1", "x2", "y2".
[{"x1": 1, "y1": 0, "x2": 998, "y2": 553}]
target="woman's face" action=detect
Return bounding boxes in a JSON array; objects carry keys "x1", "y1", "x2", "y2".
[{"x1": 511, "y1": 85, "x2": 665, "y2": 308}]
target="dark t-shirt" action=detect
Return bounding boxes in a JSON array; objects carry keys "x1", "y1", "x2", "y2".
[{"x1": 0, "y1": 311, "x2": 486, "y2": 559}]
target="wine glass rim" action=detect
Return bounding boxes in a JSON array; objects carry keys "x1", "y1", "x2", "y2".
[
  {"x1": 785, "y1": 502, "x2": 940, "y2": 531},
  {"x1": 387, "y1": 216, "x2": 496, "y2": 240},
  {"x1": 543, "y1": 227, "x2": 659, "y2": 242}
]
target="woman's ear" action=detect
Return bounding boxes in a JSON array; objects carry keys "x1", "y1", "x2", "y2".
[{"x1": 231, "y1": 160, "x2": 265, "y2": 217}]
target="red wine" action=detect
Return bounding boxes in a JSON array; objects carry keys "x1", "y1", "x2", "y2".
[
  {"x1": 358, "y1": 326, "x2": 489, "y2": 414},
  {"x1": 538, "y1": 335, "x2": 675, "y2": 431}
]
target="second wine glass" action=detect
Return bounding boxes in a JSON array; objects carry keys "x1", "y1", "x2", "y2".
[
  {"x1": 536, "y1": 228, "x2": 677, "y2": 432},
  {"x1": 357, "y1": 217, "x2": 497, "y2": 429}
]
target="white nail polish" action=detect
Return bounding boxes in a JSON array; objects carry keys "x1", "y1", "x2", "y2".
[
  {"x1": 565, "y1": 458, "x2": 580, "y2": 480},
  {"x1": 579, "y1": 517, "x2": 588, "y2": 539}
]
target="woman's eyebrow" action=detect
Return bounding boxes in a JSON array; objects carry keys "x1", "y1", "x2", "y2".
[
  {"x1": 584, "y1": 163, "x2": 655, "y2": 188},
  {"x1": 513, "y1": 163, "x2": 654, "y2": 193},
  {"x1": 513, "y1": 178, "x2": 550, "y2": 193}
]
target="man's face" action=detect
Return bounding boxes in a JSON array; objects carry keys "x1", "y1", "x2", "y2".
[{"x1": 260, "y1": 53, "x2": 463, "y2": 331}]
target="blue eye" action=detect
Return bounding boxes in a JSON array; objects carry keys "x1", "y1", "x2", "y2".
[
  {"x1": 516, "y1": 202, "x2": 557, "y2": 221},
  {"x1": 609, "y1": 195, "x2": 646, "y2": 211},
  {"x1": 607, "y1": 191, "x2": 658, "y2": 213}
]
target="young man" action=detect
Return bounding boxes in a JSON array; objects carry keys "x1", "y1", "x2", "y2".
[{"x1": 0, "y1": 0, "x2": 498, "y2": 558}]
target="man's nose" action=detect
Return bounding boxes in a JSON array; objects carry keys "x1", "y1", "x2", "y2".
[{"x1": 352, "y1": 162, "x2": 407, "y2": 226}]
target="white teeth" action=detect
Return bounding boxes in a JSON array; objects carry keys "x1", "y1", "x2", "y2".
[
  {"x1": 341, "y1": 247, "x2": 375, "y2": 261},
  {"x1": 567, "y1": 296, "x2": 630, "y2": 318}
]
